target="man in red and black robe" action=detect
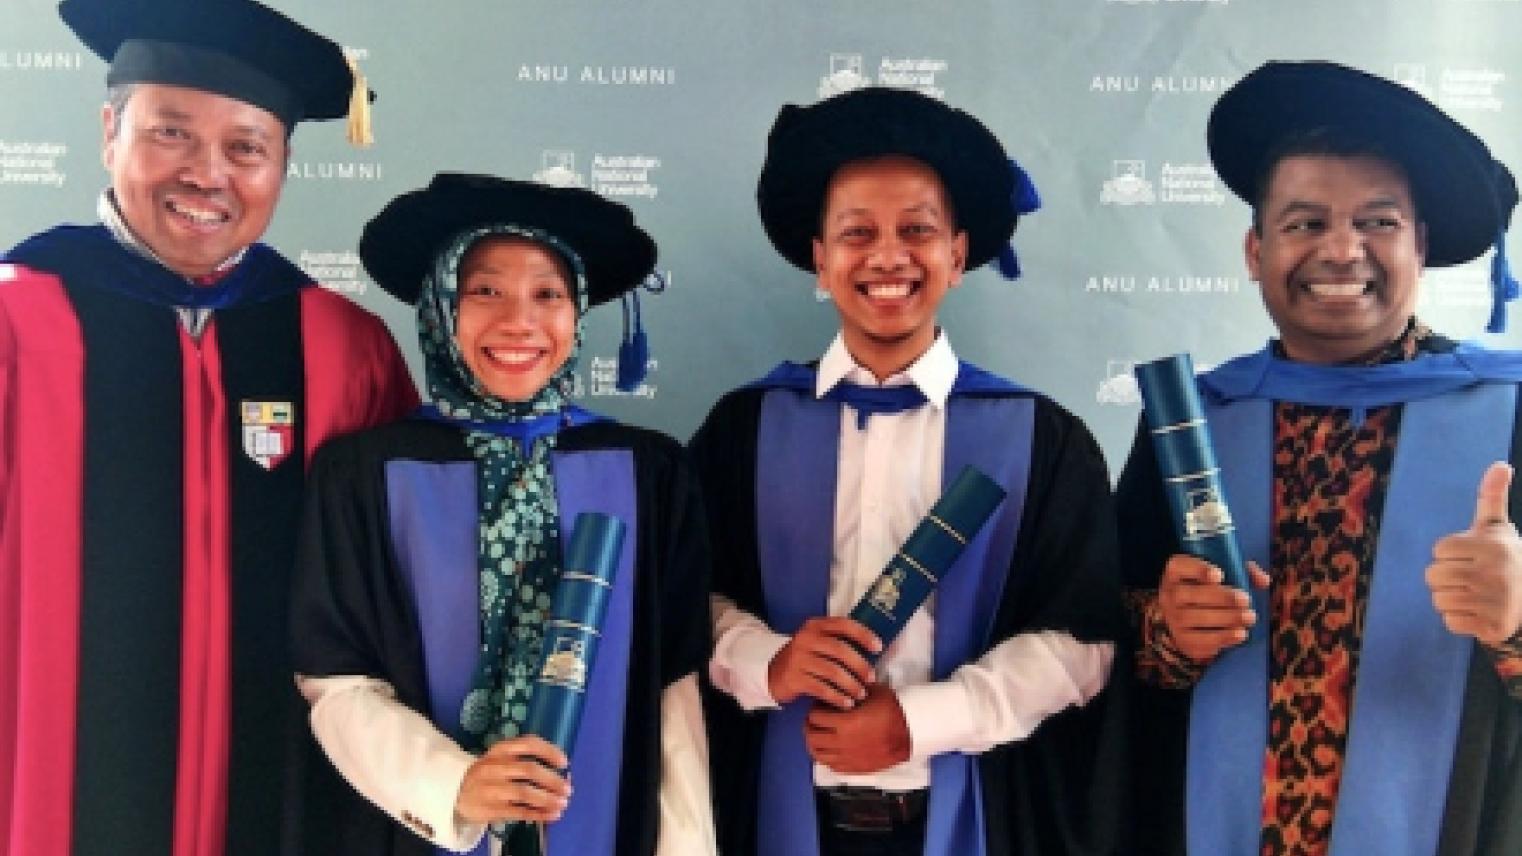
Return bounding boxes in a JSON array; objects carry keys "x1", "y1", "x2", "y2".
[{"x1": 0, "y1": 2, "x2": 417, "y2": 854}]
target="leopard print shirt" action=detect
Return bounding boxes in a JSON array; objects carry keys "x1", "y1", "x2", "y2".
[{"x1": 1130, "y1": 322, "x2": 1522, "y2": 856}]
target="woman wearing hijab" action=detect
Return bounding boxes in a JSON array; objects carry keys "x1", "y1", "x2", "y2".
[{"x1": 290, "y1": 173, "x2": 714, "y2": 856}]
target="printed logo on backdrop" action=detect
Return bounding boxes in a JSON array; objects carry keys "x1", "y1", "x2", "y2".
[
  {"x1": 533, "y1": 151, "x2": 585, "y2": 188},
  {"x1": 516, "y1": 63, "x2": 676, "y2": 87},
  {"x1": 1418, "y1": 265, "x2": 1493, "y2": 311},
  {"x1": 1, "y1": 140, "x2": 68, "y2": 188},
  {"x1": 0, "y1": 50, "x2": 85, "y2": 72},
  {"x1": 1097, "y1": 360, "x2": 1141, "y2": 405},
  {"x1": 1085, "y1": 273, "x2": 1243, "y2": 295},
  {"x1": 819, "y1": 54, "x2": 872, "y2": 98},
  {"x1": 817, "y1": 52, "x2": 948, "y2": 100},
  {"x1": 1090, "y1": 74, "x2": 1235, "y2": 95},
  {"x1": 575, "y1": 354, "x2": 661, "y2": 400},
  {"x1": 299, "y1": 250, "x2": 368, "y2": 296},
  {"x1": 1100, "y1": 159, "x2": 1225, "y2": 206},
  {"x1": 1395, "y1": 63, "x2": 1505, "y2": 112},
  {"x1": 1100, "y1": 161, "x2": 1154, "y2": 206},
  {"x1": 1097, "y1": 358, "x2": 1216, "y2": 405},
  {"x1": 569, "y1": 269, "x2": 673, "y2": 401},
  {"x1": 286, "y1": 161, "x2": 384, "y2": 181},
  {"x1": 532, "y1": 149, "x2": 661, "y2": 200},
  {"x1": 1104, "y1": 0, "x2": 1231, "y2": 6}
]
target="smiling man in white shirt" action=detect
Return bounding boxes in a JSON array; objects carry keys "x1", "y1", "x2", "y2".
[{"x1": 690, "y1": 86, "x2": 1128, "y2": 856}]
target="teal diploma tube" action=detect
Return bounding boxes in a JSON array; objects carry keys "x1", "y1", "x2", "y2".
[
  {"x1": 1133, "y1": 353, "x2": 1252, "y2": 595},
  {"x1": 523, "y1": 511, "x2": 627, "y2": 756},
  {"x1": 846, "y1": 465, "x2": 1007, "y2": 663}
]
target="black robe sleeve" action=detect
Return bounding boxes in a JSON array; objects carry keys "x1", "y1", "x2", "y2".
[
  {"x1": 689, "y1": 390, "x2": 1131, "y2": 856},
  {"x1": 688, "y1": 387, "x2": 770, "y2": 856},
  {"x1": 1114, "y1": 418, "x2": 1192, "y2": 856},
  {"x1": 288, "y1": 426, "x2": 440, "y2": 856},
  {"x1": 978, "y1": 397, "x2": 1130, "y2": 856}
]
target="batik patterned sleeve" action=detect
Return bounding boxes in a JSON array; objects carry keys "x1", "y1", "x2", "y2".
[
  {"x1": 1116, "y1": 418, "x2": 1209, "y2": 689},
  {"x1": 1128, "y1": 589, "x2": 1208, "y2": 688},
  {"x1": 1481, "y1": 632, "x2": 1522, "y2": 701}
]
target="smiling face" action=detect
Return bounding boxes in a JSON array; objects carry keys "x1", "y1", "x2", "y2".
[
  {"x1": 1247, "y1": 154, "x2": 1427, "y2": 364},
  {"x1": 102, "y1": 83, "x2": 288, "y2": 279},
  {"x1": 811, "y1": 155, "x2": 968, "y2": 379},
  {"x1": 454, "y1": 236, "x2": 578, "y2": 402}
]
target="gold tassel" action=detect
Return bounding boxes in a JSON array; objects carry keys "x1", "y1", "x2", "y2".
[{"x1": 344, "y1": 53, "x2": 374, "y2": 148}]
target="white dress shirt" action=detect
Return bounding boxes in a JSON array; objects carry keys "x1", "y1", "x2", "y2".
[
  {"x1": 709, "y1": 332, "x2": 1113, "y2": 792},
  {"x1": 297, "y1": 672, "x2": 715, "y2": 855}
]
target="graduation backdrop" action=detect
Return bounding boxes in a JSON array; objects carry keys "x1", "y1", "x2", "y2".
[{"x1": 3, "y1": 0, "x2": 1521, "y2": 467}]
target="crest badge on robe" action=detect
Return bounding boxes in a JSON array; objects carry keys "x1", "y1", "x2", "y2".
[{"x1": 241, "y1": 400, "x2": 296, "y2": 470}]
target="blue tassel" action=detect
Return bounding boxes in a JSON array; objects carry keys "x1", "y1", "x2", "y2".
[
  {"x1": 616, "y1": 290, "x2": 648, "y2": 392},
  {"x1": 997, "y1": 244, "x2": 1022, "y2": 280},
  {"x1": 1488, "y1": 228, "x2": 1520, "y2": 334},
  {"x1": 1009, "y1": 159, "x2": 1042, "y2": 215},
  {"x1": 996, "y1": 159, "x2": 1041, "y2": 280}
]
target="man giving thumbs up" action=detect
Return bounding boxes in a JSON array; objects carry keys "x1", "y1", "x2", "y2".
[
  {"x1": 1429, "y1": 462, "x2": 1522, "y2": 645},
  {"x1": 1115, "y1": 62, "x2": 1522, "y2": 856}
]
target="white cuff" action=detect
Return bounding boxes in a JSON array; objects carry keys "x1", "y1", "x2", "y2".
[
  {"x1": 296, "y1": 673, "x2": 486, "y2": 852},
  {"x1": 896, "y1": 680, "x2": 978, "y2": 761},
  {"x1": 708, "y1": 599, "x2": 789, "y2": 711},
  {"x1": 889, "y1": 634, "x2": 1115, "y2": 761},
  {"x1": 656, "y1": 674, "x2": 718, "y2": 856},
  {"x1": 416, "y1": 744, "x2": 485, "y2": 852}
]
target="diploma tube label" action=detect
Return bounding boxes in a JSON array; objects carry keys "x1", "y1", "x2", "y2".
[
  {"x1": 1134, "y1": 353, "x2": 1252, "y2": 594},
  {"x1": 522, "y1": 512, "x2": 627, "y2": 754},
  {"x1": 846, "y1": 465, "x2": 1007, "y2": 663}
]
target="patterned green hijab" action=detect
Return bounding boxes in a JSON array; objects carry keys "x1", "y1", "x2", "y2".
[{"x1": 416, "y1": 224, "x2": 590, "y2": 754}]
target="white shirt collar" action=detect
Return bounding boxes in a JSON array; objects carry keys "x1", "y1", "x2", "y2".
[{"x1": 815, "y1": 330, "x2": 959, "y2": 409}]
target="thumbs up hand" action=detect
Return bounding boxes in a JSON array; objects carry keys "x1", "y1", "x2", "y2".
[{"x1": 1426, "y1": 462, "x2": 1522, "y2": 644}]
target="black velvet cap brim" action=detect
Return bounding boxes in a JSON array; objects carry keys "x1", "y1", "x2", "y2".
[
  {"x1": 60, "y1": 0, "x2": 366, "y2": 128},
  {"x1": 1208, "y1": 61, "x2": 1515, "y2": 267},
  {"x1": 757, "y1": 87, "x2": 1017, "y2": 273},
  {"x1": 360, "y1": 173, "x2": 658, "y2": 307}
]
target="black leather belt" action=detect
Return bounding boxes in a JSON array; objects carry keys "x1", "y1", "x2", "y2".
[{"x1": 816, "y1": 786, "x2": 929, "y2": 833}]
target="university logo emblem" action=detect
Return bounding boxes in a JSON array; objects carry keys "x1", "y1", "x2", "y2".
[
  {"x1": 1097, "y1": 359, "x2": 1142, "y2": 405},
  {"x1": 1393, "y1": 63, "x2": 1438, "y2": 101},
  {"x1": 533, "y1": 150, "x2": 586, "y2": 188},
  {"x1": 868, "y1": 566, "x2": 907, "y2": 618},
  {"x1": 541, "y1": 637, "x2": 590, "y2": 691},
  {"x1": 819, "y1": 53, "x2": 871, "y2": 98},
  {"x1": 1100, "y1": 160, "x2": 1156, "y2": 205},
  {"x1": 241, "y1": 400, "x2": 295, "y2": 470},
  {"x1": 1394, "y1": 63, "x2": 1429, "y2": 91},
  {"x1": 1184, "y1": 487, "x2": 1233, "y2": 538}
]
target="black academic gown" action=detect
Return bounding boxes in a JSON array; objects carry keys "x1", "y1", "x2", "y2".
[
  {"x1": 1115, "y1": 351, "x2": 1522, "y2": 856},
  {"x1": 289, "y1": 418, "x2": 712, "y2": 856},
  {"x1": 689, "y1": 385, "x2": 1131, "y2": 856}
]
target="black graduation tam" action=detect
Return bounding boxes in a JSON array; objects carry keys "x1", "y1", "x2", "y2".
[
  {"x1": 757, "y1": 86, "x2": 1039, "y2": 276},
  {"x1": 60, "y1": 0, "x2": 372, "y2": 141},
  {"x1": 1208, "y1": 61, "x2": 1516, "y2": 268},
  {"x1": 360, "y1": 173, "x2": 659, "y2": 308}
]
